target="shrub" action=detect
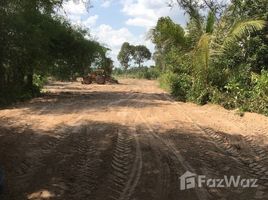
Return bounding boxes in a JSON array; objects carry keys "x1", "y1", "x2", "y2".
[
  {"x1": 159, "y1": 71, "x2": 177, "y2": 91},
  {"x1": 170, "y1": 74, "x2": 192, "y2": 101},
  {"x1": 186, "y1": 79, "x2": 210, "y2": 105},
  {"x1": 248, "y1": 71, "x2": 268, "y2": 115},
  {"x1": 33, "y1": 74, "x2": 48, "y2": 89},
  {"x1": 113, "y1": 66, "x2": 159, "y2": 80}
]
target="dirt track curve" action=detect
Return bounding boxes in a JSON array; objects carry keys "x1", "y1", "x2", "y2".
[{"x1": 0, "y1": 79, "x2": 268, "y2": 200}]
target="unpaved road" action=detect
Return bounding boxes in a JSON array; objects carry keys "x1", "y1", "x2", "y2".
[{"x1": 0, "y1": 79, "x2": 268, "y2": 200}]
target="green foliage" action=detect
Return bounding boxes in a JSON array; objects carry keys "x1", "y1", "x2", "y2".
[
  {"x1": 220, "y1": 20, "x2": 266, "y2": 54},
  {"x1": 148, "y1": 17, "x2": 186, "y2": 49},
  {"x1": 33, "y1": 74, "x2": 48, "y2": 89},
  {"x1": 117, "y1": 43, "x2": 151, "y2": 69},
  {"x1": 132, "y1": 45, "x2": 151, "y2": 67},
  {"x1": 0, "y1": 0, "x2": 108, "y2": 105},
  {"x1": 117, "y1": 42, "x2": 134, "y2": 70},
  {"x1": 150, "y1": 0, "x2": 268, "y2": 115},
  {"x1": 148, "y1": 17, "x2": 186, "y2": 71},
  {"x1": 206, "y1": 11, "x2": 216, "y2": 34},
  {"x1": 113, "y1": 66, "x2": 159, "y2": 80},
  {"x1": 159, "y1": 71, "x2": 178, "y2": 91},
  {"x1": 170, "y1": 74, "x2": 192, "y2": 102},
  {"x1": 210, "y1": 70, "x2": 268, "y2": 115},
  {"x1": 249, "y1": 71, "x2": 268, "y2": 115}
]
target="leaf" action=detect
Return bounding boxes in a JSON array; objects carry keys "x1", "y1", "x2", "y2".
[{"x1": 221, "y1": 20, "x2": 266, "y2": 53}]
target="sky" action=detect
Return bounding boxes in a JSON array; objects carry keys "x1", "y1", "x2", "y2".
[{"x1": 60, "y1": 0, "x2": 188, "y2": 67}]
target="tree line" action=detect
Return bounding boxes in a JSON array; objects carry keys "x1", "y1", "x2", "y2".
[
  {"x1": 117, "y1": 42, "x2": 151, "y2": 70},
  {"x1": 0, "y1": 0, "x2": 110, "y2": 105},
  {"x1": 147, "y1": 0, "x2": 268, "y2": 115}
]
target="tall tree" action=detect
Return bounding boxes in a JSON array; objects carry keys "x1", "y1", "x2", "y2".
[
  {"x1": 148, "y1": 17, "x2": 186, "y2": 71},
  {"x1": 0, "y1": 0, "x2": 107, "y2": 104},
  {"x1": 132, "y1": 45, "x2": 151, "y2": 68},
  {"x1": 117, "y1": 42, "x2": 134, "y2": 70}
]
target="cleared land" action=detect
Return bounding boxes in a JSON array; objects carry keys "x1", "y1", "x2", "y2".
[{"x1": 0, "y1": 79, "x2": 268, "y2": 200}]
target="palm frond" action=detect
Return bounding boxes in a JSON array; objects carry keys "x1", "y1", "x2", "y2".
[
  {"x1": 222, "y1": 20, "x2": 266, "y2": 51},
  {"x1": 206, "y1": 11, "x2": 216, "y2": 34},
  {"x1": 192, "y1": 33, "x2": 211, "y2": 80}
]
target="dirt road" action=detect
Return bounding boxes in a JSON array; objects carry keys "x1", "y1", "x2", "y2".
[{"x1": 0, "y1": 79, "x2": 268, "y2": 200}]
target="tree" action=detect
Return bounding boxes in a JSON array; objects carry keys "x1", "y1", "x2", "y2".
[
  {"x1": 148, "y1": 17, "x2": 186, "y2": 71},
  {"x1": 117, "y1": 42, "x2": 134, "y2": 70},
  {"x1": 132, "y1": 45, "x2": 151, "y2": 68},
  {"x1": 149, "y1": 0, "x2": 267, "y2": 111},
  {"x1": 0, "y1": 0, "x2": 108, "y2": 104}
]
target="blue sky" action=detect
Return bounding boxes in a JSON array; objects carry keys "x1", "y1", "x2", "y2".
[{"x1": 61, "y1": 0, "x2": 188, "y2": 66}]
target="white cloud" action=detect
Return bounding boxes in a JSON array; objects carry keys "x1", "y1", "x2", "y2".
[
  {"x1": 91, "y1": 24, "x2": 138, "y2": 66},
  {"x1": 81, "y1": 15, "x2": 99, "y2": 27},
  {"x1": 101, "y1": 0, "x2": 112, "y2": 8},
  {"x1": 60, "y1": 0, "x2": 160, "y2": 66},
  {"x1": 61, "y1": 1, "x2": 88, "y2": 21},
  {"x1": 60, "y1": 1, "x2": 98, "y2": 28},
  {"x1": 90, "y1": 24, "x2": 155, "y2": 66},
  {"x1": 126, "y1": 18, "x2": 155, "y2": 28},
  {"x1": 121, "y1": 0, "x2": 186, "y2": 29},
  {"x1": 93, "y1": 24, "x2": 135, "y2": 47}
]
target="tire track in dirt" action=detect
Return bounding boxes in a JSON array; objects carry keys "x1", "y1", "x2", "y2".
[
  {"x1": 37, "y1": 92, "x2": 141, "y2": 199},
  {"x1": 137, "y1": 112, "x2": 209, "y2": 200},
  {"x1": 136, "y1": 125, "x2": 174, "y2": 200},
  {"x1": 162, "y1": 93, "x2": 268, "y2": 199},
  {"x1": 106, "y1": 94, "x2": 143, "y2": 200},
  {"x1": 200, "y1": 128, "x2": 268, "y2": 199},
  {"x1": 119, "y1": 128, "x2": 142, "y2": 200},
  {"x1": 115, "y1": 91, "x2": 174, "y2": 200},
  {"x1": 135, "y1": 93, "x2": 209, "y2": 200},
  {"x1": 3, "y1": 90, "x2": 140, "y2": 199},
  {"x1": 59, "y1": 125, "x2": 101, "y2": 199},
  {"x1": 11, "y1": 125, "x2": 100, "y2": 199}
]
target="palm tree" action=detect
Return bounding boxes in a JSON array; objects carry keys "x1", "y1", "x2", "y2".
[{"x1": 192, "y1": 10, "x2": 265, "y2": 85}]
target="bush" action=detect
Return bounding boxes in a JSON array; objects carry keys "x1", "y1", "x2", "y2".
[
  {"x1": 170, "y1": 74, "x2": 192, "y2": 101},
  {"x1": 185, "y1": 80, "x2": 210, "y2": 105},
  {"x1": 209, "y1": 70, "x2": 268, "y2": 115},
  {"x1": 113, "y1": 66, "x2": 159, "y2": 80},
  {"x1": 247, "y1": 71, "x2": 268, "y2": 115},
  {"x1": 33, "y1": 74, "x2": 48, "y2": 89},
  {"x1": 159, "y1": 71, "x2": 177, "y2": 91},
  {"x1": 159, "y1": 71, "x2": 192, "y2": 101}
]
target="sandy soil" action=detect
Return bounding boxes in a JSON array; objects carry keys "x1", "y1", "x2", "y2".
[{"x1": 0, "y1": 79, "x2": 267, "y2": 200}]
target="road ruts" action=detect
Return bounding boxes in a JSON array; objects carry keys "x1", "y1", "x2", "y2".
[
  {"x1": 10, "y1": 128, "x2": 70, "y2": 196},
  {"x1": 60, "y1": 125, "x2": 101, "y2": 199},
  {"x1": 108, "y1": 131, "x2": 133, "y2": 200},
  {"x1": 135, "y1": 93, "x2": 210, "y2": 200},
  {"x1": 108, "y1": 130, "x2": 142, "y2": 200},
  {"x1": 13, "y1": 125, "x2": 100, "y2": 199},
  {"x1": 98, "y1": 93, "x2": 143, "y2": 200},
  {"x1": 136, "y1": 125, "x2": 174, "y2": 200},
  {"x1": 162, "y1": 93, "x2": 268, "y2": 199},
  {"x1": 198, "y1": 128, "x2": 268, "y2": 199},
  {"x1": 119, "y1": 127, "x2": 142, "y2": 200},
  {"x1": 65, "y1": 92, "x2": 141, "y2": 199},
  {"x1": 2, "y1": 90, "x2": 140, "y2": 199}
]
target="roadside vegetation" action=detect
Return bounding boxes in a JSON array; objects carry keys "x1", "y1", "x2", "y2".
[
  {"x1": 113, "y1": 66, "x2": 159, "y2": 80},
  {"x1": 114, "y1": 42, "x2": 156, "y2": 79},
  {"x1": 146, "y1": 0, "x2": 268, "y2": 115},
  {"x1": 0, "y1": 0, "x2": 109, "y2": 105},
  {"x1": 1, "y1": 0, "x2": 267, "y2": 116},
  {"x1": 115, "y1": 0, "x2": 267, "y2": 115}
]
